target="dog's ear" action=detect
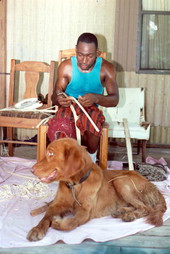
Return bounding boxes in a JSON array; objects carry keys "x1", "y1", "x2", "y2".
[
  {"x1": 64, "y1": 146, "x2": 72, "y2": 160},
  {"x1": 62, "y1": 145, "x2": 87, "y2": 177}
]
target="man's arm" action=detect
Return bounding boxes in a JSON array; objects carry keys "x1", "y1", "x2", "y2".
[
  {"x1": 51, "y1": 60, "x2": 72, "y2": 107},
  {"x1": 78, "y1": 60, "x2": 119, "y2": 108}
]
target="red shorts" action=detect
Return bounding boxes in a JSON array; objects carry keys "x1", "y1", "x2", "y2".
[{"x1": 47, "y1": 103, "x2": 105, "y2": 141}]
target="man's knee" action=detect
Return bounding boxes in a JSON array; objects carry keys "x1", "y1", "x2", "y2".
[{"x1": 82, "y1": 131, "x2": 99, "y2": 153}]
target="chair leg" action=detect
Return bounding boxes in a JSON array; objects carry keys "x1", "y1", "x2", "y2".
[
  {"x1": 37, "y1": 124, "x2": 48, "y2": 162},
  {"x1": 137, "y1": 140, "x2": 140, "y2": 155},
  {"x1": 7, "y1": 127, "x2": 14, "y2": 156},
  {"x1": 142, "y1": 140, "x2": 147, "y2": 162},
  {"x1": 99, "y1": 127, "x2": 108, "y2": 170}
]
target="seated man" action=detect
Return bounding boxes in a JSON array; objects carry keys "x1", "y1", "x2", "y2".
[{"x1": 48, "y1": 32, "x2": 119, "y2": 162}]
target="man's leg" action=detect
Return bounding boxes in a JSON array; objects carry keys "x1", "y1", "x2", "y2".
[{"x1": 81, "y1": 131, "x2": 100, "y2": 162}]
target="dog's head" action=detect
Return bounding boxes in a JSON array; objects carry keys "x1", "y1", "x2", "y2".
[{"x1": 32, "y1": 138, "x2": 92, "y2": 183}]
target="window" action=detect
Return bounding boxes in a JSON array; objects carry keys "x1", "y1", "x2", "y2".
[{"x1": 137, "y1": 0, "x2": 170, "y2": 74}]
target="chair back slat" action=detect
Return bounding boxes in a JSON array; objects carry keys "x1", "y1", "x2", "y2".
[
  {"x1": 24, "y1": 72, "x2": 39, "y2": 98},
  {"x1": 8, "y1": 59, "x2": 55, "y2": 108},
  {"x1": 58, "y1": 48, "x2": 106, "y2": 65},
  {"x1": 103, "y1": 88, "x2": 145, "y2": 123}
]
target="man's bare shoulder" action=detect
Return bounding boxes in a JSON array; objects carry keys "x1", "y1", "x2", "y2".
[
  {"x1": 101, "y1": 58, "x2": 114, "y2": 68},
  {"x1": 59, "y1": 59, "x2": 72, "y2": 69},
  {"x1": 58, "y1": 59, "x2": 72, "y2": 77},
  {"x1": 101, "y1": 58, "x2": 115, "y2": 76}
]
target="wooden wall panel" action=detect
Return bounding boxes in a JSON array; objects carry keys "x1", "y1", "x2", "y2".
[
  {"x1": 113, "y1": 0, "x2": 170, "y2": 144},
  {"x1": 0, "y1": 0, "x2": 6, "y2": 109},
  {"x1": 113, "y1": 0, "x2": 139, "y2": 71},
  {"x1": 150, "y1": 126, "x2": 170, "y2": 145},
  {"x1": 116, "y1": 72, "x2": 170, "y2": 127},
  {"x1": 6, "y1": 0, "x2": 117, "y2": 66}
]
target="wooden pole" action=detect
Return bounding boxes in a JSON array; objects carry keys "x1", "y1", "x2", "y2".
[
  {"x1": 123, "y1": 118, "x2": 134, "y2": 170},
  {"x1": 0, "y1": 0, "x2": 7, "y2": 109}
]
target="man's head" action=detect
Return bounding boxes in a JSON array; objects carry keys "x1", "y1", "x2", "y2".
[
  {"x1": 76, "y1": 33, "x2": 99, "y2": 72},
  {"x1": 76, "y1": 33, "x2": 98, "y2": 48}
]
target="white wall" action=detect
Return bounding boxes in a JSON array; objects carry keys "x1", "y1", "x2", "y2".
[
  {"x1": 6, "y1": 0, "x2": 117, "y2": 139},
  {"x1": 7, "y1": 0, "x2": 116, "y2": 67}
]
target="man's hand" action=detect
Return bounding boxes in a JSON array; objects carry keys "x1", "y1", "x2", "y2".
[
  {"x1": 57, "y1": 94, "x2": 72, "y2": 107},
  {"x1": 78, "y1": 94, "x2": 97, "y2": 107}
]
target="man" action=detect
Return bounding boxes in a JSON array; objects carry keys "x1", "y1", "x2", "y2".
[{"x1": 48, "y1": 32, "x2": 119, "y2": 162}]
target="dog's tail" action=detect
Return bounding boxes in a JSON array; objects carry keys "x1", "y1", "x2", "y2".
[
  {"x1": 142, "y1": 184, "x2": 167, "y2": 227},
  {"x1": 146, "y1": 204, "x2": 166, "y2": 226}
]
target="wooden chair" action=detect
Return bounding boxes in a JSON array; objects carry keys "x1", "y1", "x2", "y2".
[
  {"x1": 0, "y1": 59, "x2": 55, "y2": 161},
  {"x1": 58, "y1": 49, "x2": 108, "y2": 170},
  {"x1": 58, "y1": 48, "x2": 106, "y2": 65},
  {"x1": 103, "y1": 88, "x2": 151, "y2": 162}
]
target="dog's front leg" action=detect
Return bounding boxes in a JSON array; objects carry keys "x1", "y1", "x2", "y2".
[
  {"x1": 27, "y1": 201, "x2": 71, "y2": 241},
  {"x1": 51, "y1": 205, "x2": 90, "y2": 231},
  {"x1": 27, "y1": 213, "x2": 52, "y2": 241}
]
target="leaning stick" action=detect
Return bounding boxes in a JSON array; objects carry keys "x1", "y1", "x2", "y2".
[
  {"x1": 30, "y1": 201, "x2": 52, "y2": 216},
  {"x1": 123, "y1": 118, "x2": 134, "y2": 171}
]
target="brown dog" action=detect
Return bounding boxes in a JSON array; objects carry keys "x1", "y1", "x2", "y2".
[{"x1": 27, "y1": 138, "x2": 166, "y2": 241}]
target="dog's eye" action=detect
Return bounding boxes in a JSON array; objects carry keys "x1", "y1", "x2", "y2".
[{"x1": 48, "y1": 152, "x2": 54, "y2": 157}]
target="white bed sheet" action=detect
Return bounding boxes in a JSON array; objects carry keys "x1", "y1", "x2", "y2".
[{"x1": 0, "y1": 156, "x2": 170, "y2": 248}]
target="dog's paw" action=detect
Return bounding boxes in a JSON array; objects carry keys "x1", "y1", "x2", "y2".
[
  {"x1": 51, "y1": 215, "x2": 62, "y2": 230},
  {"x1": 122, "y1": 212, "x2": 136, "y2": 222},
  {"x1": 111, "y1": 208, "x2": 125, "y2": 218},
  {"x1": 27, "y1": 226, "x2": 45, "y2": 241}
]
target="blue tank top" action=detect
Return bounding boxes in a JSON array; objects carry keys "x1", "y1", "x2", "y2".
[{"x1": 65, "y1": 56, "x2": 103, "y2": 99}]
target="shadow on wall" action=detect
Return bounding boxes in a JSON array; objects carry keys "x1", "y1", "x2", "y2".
[{"x1": 96, "y1": 33, "x2": 125, "y2": 88}]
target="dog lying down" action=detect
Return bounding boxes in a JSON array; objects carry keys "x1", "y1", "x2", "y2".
[{"x1": 27, "y1": 138, "x2": 167, "y2": 241}]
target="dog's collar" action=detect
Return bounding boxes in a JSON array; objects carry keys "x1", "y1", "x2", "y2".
[
  {"x1": 66, "y1": 168, "x2": 91, "y2": 188},
  {"x1": 65, "y1": 168, "x2": 92, "y2": 206}
]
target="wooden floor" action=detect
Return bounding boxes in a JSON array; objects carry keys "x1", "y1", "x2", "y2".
[{"x1": 0, "y1": 142, "x2": 170, "y2": 254}]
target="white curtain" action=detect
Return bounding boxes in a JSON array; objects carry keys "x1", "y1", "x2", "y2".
[
  {"x1": 142, "y1": 0, "x2": 170, "y2": 11},
  {"x1": 141, "y1": 14, "x2": 170, "y2": 69}
]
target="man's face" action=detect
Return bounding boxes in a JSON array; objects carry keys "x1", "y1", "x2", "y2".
[{"x1": 76, "y1": 42, "x2": 98, "y2": 72}]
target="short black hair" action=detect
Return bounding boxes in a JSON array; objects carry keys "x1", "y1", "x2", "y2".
[{"x1": 76, "y1": 33, "x2": 98, "y2": 48}]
